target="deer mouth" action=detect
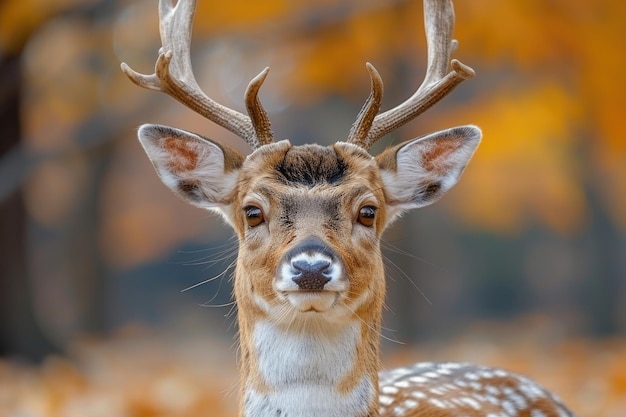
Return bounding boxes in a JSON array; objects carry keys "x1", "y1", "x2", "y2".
[{"x1": 281, "y1": 290, "x2": 341, "y2": 313}]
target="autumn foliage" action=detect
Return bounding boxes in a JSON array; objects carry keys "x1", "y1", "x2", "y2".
[{"x1": 0, "y1": 0, "x2": 625, "y2": 415}]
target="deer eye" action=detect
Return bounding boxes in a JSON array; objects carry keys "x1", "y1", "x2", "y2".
[
  {"x1": 357, "y1": 205, "x2": 377, "y2": 227},
  {"x1": 244, "y1": 206, "x2": 264, "y2": 227}
]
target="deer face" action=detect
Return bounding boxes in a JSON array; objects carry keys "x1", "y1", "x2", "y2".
[
  {"x1": 138, "y1": 124, "x2": 480, "y2": 325},
  {"x1": 230, "y1": 140, "x2": 388, "y2": 323}
]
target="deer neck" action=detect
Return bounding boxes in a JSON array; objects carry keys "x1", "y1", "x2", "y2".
[{"x1": 235, "y1": 271, "x2": 383, "y2": 417}]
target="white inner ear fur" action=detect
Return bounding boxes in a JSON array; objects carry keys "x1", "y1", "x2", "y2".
[
  {"x1": 137, "y1": 124, "x2": 240, "y2": 224},
  {"x1": 380, "y1": 125, "x2": 481, "y2": 223}
]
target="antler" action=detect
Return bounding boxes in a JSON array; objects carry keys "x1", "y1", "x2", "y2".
[
  {"x1": 346, "y1": 63, "x2": 384, "y2": 145},
  {"x1": 120, "y1": 0, "x2": 273, "y2": 150},
  {"x1": 348, "y1": 0, "x2": 475, "y2": 149}
]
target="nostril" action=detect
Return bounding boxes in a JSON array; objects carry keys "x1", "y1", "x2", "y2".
[
  {"x1": 292, "y1": 274, "x2": 331, "y2": 291},
  {"x1": 291, "y1": 260, "x2": 332, "y2": 290},
  {"x1": 292, "y1": 260, "x2": 331, "y2": 273}
]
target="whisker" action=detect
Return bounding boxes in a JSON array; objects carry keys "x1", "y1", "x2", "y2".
[
  {"x1": 381, "y1": 239, "x2": 449, "y2": 274},
  {"x1": 183, "y1": 247, "x2": 238, "y2": 268},
  {"x1": 342, "y1": 290, "x2": 399, "y2": 337},
  {"x1": 178, "y1": 238, "x2": 238, "y2": 267},
  {"x1": 350, "y1": 308, "x2": 405, "y2": 345},
  {"x1": 200, "y1": 300, "x2": 236, "y2": 308},
  {"x1": 225, "y1": 303, "x2": 239, "y2": 332},
  {"x1": 181, "y1": 258, "x2": 236, "y2": 293},
  {"x1": 383, "y1": 254, "x2": 433, "y2": 306},
  {"x1": 177, "y1": 236, "x2": 237, "y2": 254},
  {"x1": 181, "y1": 272, "x2": 226, "y2": 292}
]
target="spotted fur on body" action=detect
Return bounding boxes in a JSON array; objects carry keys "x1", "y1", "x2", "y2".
[{"x1": 378, "y1": 362, "x2": 575, "y2": 417}]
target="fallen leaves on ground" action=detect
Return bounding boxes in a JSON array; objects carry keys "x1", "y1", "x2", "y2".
[{"x1": 0, "y1": 321, "x2": 624, "y2": 417}]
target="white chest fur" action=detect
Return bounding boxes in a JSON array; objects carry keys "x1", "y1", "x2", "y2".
[{"x1": 244, "y1": 320, "x2": 374, "y2": 417}]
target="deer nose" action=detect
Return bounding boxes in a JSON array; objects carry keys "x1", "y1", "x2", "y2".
[{"x1": 291, "y1": 260, "x2": 332, "y2": 290}]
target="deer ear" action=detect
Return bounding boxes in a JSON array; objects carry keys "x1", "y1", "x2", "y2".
[
  {"x1": 137, "y1": 124, "x2": 244, "y2": 209},
  {"x1": 376, "y1": 125, "x2": 481, "y2": 216}
]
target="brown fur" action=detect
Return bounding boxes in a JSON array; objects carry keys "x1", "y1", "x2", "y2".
[{"x1": 222, "y1": 141, "x2": 389, "y2": 416}]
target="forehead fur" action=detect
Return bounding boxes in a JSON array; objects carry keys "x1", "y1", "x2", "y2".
[
  {"x1": 243, "y1": 141, "x2": 375, "y2": 188},
  {"x1": 277, "y1": 145, "x2": 347, "y2": 186}
]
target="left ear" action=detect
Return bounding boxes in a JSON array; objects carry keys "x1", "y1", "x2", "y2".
[
  {"x1": 137, "y1": 124, "x2": 245, "y2": 210},
  {"x1": 376, "y1": 125, "x2": 481, "y2": 216}
]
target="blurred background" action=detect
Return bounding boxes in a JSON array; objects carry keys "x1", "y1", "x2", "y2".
[{"x1": 0, "y1": 0, "x2": 625, "y2": 416}]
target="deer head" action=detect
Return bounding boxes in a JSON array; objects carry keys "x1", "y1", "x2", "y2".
[{"x1": 119, "y1": 1, "x2": 573, "y2": 417}]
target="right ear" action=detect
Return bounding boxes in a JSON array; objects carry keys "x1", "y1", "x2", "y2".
[
  {"x1": 137, "y1": 124, "x2": 244, "y2": 210},
  {"x1": 375, "y1": 125, "x2": 481, "y2": 223}
]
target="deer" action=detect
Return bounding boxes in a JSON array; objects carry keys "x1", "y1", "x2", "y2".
[{"x1": 120, "y1": 0, "x2": 576, "y2": 416}]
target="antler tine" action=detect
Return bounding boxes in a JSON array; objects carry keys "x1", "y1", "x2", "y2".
[
  {"x1": 245, "y1": 67, "x2": 274, "y2": 147},
  {"x1": 420, "y1": 0, "x2": 454, "y2": 88},
  {"x1": 120, "y1": 0, "x2": 273, "y2": 150},
  {"x1": 347, "y1": 63, "x2": 384, "y2": 149},
  {"x1": 355, "y1": 0, "x2": 475, "y2": 150}
]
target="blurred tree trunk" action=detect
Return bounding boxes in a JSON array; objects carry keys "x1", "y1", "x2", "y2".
[
  {"x1": 581, "y1": 179, "x2": 623, "y2": 335},
  {"x1": 0, "y1": 53, "x2": 56, "y2": 360}
]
